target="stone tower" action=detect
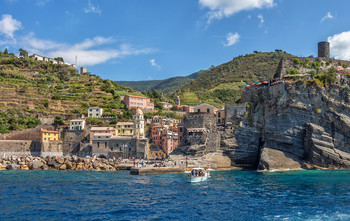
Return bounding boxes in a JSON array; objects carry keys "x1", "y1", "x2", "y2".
[
  {"x1": 175, "y1": 96, "x2": 180, "y2": 106},
  {"x1": 133, "y1": 107, "x2": 145, "y2": 139},
  {"x1": 318, "y1": 41, "x2": 330, "y2": 58}
]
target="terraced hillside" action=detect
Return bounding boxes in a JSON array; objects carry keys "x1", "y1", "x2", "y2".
[{"x1": 0, "y1": 53, "x2": 144, "y2": 118}]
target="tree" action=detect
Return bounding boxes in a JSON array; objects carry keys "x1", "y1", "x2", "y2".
[
  {"x1": 54, "y1": 116, "x2": 65, "y2": 126},
  {"x1": 19, "y1": 48, "x2": 28, "y2": 57},
  {"x1": 54, "y1": 57, "x2": 64, "y2": 63}
]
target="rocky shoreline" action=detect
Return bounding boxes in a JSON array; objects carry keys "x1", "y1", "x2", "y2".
[{"x1": 0, "y1": 156, "x2": 132, "y2": 171}]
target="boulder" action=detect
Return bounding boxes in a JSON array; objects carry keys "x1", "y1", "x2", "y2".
[
  {"x1": 55, "y1": 157, "x2": 64, "y2": 164},
  {"x1": 20, "y1": 165, "x2": 29, "y2": 170},
  {"x1": 31, "y1": 160, "x2": 44, "y2": 170},
  {"x1": 59, "y1": 164, "x2": 67, "y2": 170},
  {"x1": 258, "y1": 147, "x2": 302, "y2": 170},
  {"x1": 6, "y1": 164, "x2": 18, "y2": 170},
  {"x1": 42, "y1": 165, "x2": 49, "y2": 170},
  {"x1": 65, "y1": 161, "x2": 73, "y2": 170}
]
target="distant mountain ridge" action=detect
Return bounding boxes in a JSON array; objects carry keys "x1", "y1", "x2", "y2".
[{"x1": 116, "y1": 71, "x2": 202, "y2": 93}]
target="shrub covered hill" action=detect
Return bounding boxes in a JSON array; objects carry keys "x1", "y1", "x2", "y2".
[
  {"x1": 0, "y1": 52, "x2": 149, "y2": 133},
  {"x1": 116, "y1": 71, "x2": 202, "y2": 93},
  {"x1": 175, "y1": 51, "x2": 294, "y2": 107}
]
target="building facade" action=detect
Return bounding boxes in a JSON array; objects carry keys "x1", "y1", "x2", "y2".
[
  {"x1": 193, "y1": 103, "x2": 218, "y2": 114},
  {"x1": 40, "y1": 129, "x2": 60, "y2": 142},
  {"x1": 217, "y1": 109, "x2": 226, "y2": 124},
  {"x1": 89, "y1": 127, "x2": 116, "y2": 144},
  {"x1": 116, "y1": 122, "x2": 134, "y2": 136},
  {"x1": 134, "y1": 108, "x2": 145, "y2": 138},
  {"x1": 88, "y1": 107, "x2": 104, "y2": 118},
  {"x1": 123, "y1": 95, "x2": 154, "y2": 110},
  {"x1": 177, "y1": 105, "x2": 194, "y2": 112},
  {"x1": 69, "y1": 119, "x2": 86, "y2": 130}
]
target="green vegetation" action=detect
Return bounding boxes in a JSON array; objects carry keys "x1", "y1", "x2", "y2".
[
  {"x1": 175, "y1": 51, "x2": 293, "y2": 106},
  {"x1": 0, "y1": 109, "x2": 41, "y2": 133},
  {"x1": 116, "y1": 71, "x2": 202, "y2": 93}
]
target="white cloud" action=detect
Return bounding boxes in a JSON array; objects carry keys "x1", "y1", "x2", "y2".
[
  {"x1": 14, "y1": 33, "x2": 155, "y2": 66},
  {"x1": 84, "y1": 0, "x2": 101, "y2": 15},
  {"x1": 223, "y1": 32, "x2": 240, "y2": 47},
  {"x1": 321, "y1": 12, "x2": 333, "y2": 23},
  {"x1": 257, "y1": 14, "x2": 264, "y2": 26},
  {"x1": 328, "y1": 31, "x2": 350, "y2": 60},
  {"x1": 0, "y1": 14, "x2": 22, "y2": 38},
  {"x1": 150, "y1": 58, "x2": 161, "y2": 70},
  {"x1": 199, "y1": 0, "x2": 274, "y2": 24}
]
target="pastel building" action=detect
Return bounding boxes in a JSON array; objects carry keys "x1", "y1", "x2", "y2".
[
  {"x1": 123, "y1": 95, "x2": 154, "y2": 110},
  {"x1": 116, "y1": 122, "x2": 134, "y2": 136},
  {"x1": 193, "y1": 103, "x2": 218, "y2": 114},
  {"x1": 89, "y1": 127, "x2": 116, "y2": 144},
  {"x1": 40, "y1": 129, "x2": 60, "y2": 142},
  {"x1": 217, "y1": 109, "x2": 226, "y2": 124},
  {"x1": 88, "y1": 107, "x2": 103, "y2": 118},
  {"x1": 69, "y1": 119, "x2": 86, "y2": 130},
  {"x1": 177, "y1": 105, "x2": 194, "y2": 112}
]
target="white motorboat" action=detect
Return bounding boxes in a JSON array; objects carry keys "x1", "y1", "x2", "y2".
[{"x1": 188, "y1": 168, "x2": 210, "y2": 182}]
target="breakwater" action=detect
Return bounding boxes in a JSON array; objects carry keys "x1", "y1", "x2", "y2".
[{"x1": 0, "y1": 156, "x2": 132, "y2": 171}]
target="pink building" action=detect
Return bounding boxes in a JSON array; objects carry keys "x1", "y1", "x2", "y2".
[
  {"x1": 193, "y1": 103, "x2": 218, "y2": 114},
  {"x1": 124, "y1": 95, "x2": 154, "y2": 110},
  {"x1": 177, "y1": 105, "x2": 194, "y2": 112}
]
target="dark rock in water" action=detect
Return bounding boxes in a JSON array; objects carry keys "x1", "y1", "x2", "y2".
[
  {"x1": 6, "y1": 164, "x2": 18, "y2": 170},
  {"x1": 258, "y1": 147, "x2": 301, "y2": 170}
]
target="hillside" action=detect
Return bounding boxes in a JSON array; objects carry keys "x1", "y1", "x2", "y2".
[
  {"x1": 176, "y1": 51, "x2": 294, "y2": 107},
  {"x1": 116, "y1": 71, "x2": 202, "y2": 93},
  {"x1": 0, "y1": 53, "x2": 146, "y2": 132}
]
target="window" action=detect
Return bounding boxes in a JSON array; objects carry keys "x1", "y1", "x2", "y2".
[
  {"x1": 105, "y1": 142, "x2": 107, "y2": 147},
  {"x1": 218, "y1": 112, "x2": 221, "y2": 118},
  {"x1": 54, "y1": 138, "x2": 56, "y2": 140},
  {"x1": 44, "y1": 138, "x2": 46, "y2": 140},
  {"x1": 97, "y1": 142, "x2": 100, "y2": 148},
  {"x1": 48, "y1": 138, "x2": 50, "y2": 141},
  {"x1": 218, "y1": 119, "x2": 221, "y2": 123},
  {"x1": 96, "y1": 114, "x2": 98, "y2": 116},
  {"x1": 90, "y1": 114, "x2": 92, "y2": 116},
  {"x1": 207, "y1": 108, "x2": 210, "y2": 113},
  {"x1": 180, "y1": 128, "x2": 182, "y2": 132}
]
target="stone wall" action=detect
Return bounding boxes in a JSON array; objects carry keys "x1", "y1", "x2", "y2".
[
  {"x1": 0, "y1": 140, "x2": 41, "y2": 156},
  {"x1": 225, "y1": 103, "x2": 246, "y2": 123},
  {"x1": 41, "y1": 142, "x2": 64, "y2": 157}
]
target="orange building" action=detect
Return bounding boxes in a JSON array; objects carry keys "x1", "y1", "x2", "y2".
[
  {"x1": 124, "y1": 94, "x2": 154, "y2": 110},
  {"x1": 177, "y1": 105, "x2": 194, "y2": 112}
]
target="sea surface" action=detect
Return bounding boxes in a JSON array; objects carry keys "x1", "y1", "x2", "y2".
[{"x1": 1, "y1": 170, "x2": 350, "y2": 221}]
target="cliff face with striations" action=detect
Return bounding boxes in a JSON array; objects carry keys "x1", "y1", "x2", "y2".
[{"x1": 239, "y1": 74, "x2": 350, "y2": 170}]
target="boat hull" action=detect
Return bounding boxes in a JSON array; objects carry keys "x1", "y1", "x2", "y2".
[{"x1": 189, "y1": 175, "x2": 208, "y2": 183}]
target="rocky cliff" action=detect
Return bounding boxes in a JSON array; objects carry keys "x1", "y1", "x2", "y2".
[{"x1": 239, "y1": 73, "x2": 350, "y2": 170}]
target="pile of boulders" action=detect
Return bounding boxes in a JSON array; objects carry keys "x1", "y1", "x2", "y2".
[{"x1": 0, "y1": 156, "x2": 120, "y2": 171}]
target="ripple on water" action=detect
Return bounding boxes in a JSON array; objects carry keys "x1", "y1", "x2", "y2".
[{"x1": 1, "y1": 170, "x2": 350, "y2": 220}]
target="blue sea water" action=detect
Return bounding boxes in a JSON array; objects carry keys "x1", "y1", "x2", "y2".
[{"x1": 0, "y1": 170, "x2": 350, "y2": 221}]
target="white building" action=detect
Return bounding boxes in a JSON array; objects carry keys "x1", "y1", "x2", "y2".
[
  {"x1": 88, "y1": 107, "x2": 104, "y2": 118},
  {"x1": 69, "y1": 119, "x2": 86, "y2": 130}
]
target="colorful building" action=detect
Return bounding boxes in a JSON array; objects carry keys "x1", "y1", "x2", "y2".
[
  {"x1": 177, "y1": 105, "x2": 194, "y2": 112},
  {"x1": 193, "y1": 103, "x2": 218, "y2": 114},
  {"x1": 217, "y1": 109, "x2": 226, "y2": 124},
  {"x1": 89, "y1": 127, "x2": 116, "y2": 144},
  {"x1": 40, "y1": 129, "x2": 60, "y2": 142},
  {"x1": 148, "y1": 144, "x2": 166, "y2": 159},
  {"x1": 123, "y1": 95, "x2": 154, "y2": 110},
  {"x1": 116, "y1": 122, "x2": 134, "y2": 136},
  {"x1": 88, "y1": 107, "x2": 103, "y2": 118},
  {"x1": 69, "y1": 119, "x2": 86, "y2": 130}
]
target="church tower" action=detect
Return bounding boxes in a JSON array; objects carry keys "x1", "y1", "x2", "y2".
[{"x1": 133, "y1": 107, "x2": 145, "y2": 139}]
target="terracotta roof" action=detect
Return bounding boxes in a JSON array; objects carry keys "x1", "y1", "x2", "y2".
[
  {"x1": 193, "y1": 103, "x2": 218, "y2": 110},
  {"x1": 90, "y1": 106, "x2": 100, "y2": 108},
  {"x1": 40, "y1": 128, "x2": 59, "y2": 134}
]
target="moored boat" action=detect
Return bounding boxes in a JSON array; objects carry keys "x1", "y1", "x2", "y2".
[{"x1": 188, "y1": 168, "x2": 210, "y2": 182}]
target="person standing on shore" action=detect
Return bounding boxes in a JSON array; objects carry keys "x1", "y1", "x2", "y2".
[{"x1": 134, "y1": 160, "x2": 136, "y2": 167}]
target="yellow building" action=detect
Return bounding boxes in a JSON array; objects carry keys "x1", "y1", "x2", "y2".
[
  {"x1": 217, "y1": 109, "x2": 226, "y2": 124},
  {"x1": 116, "y1": 122, "x2": 134, "y2": 136},
  {"x1": 148, "y1": 144, "x2": 166, "y2": 159},
  {"x1": 40, "y1": 129, "x2": 60, "y2": 142}
]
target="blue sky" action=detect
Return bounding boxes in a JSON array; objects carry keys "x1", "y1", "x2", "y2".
[{"x1": 1, "y1": 0, "x2": 350, "y2": 81}]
